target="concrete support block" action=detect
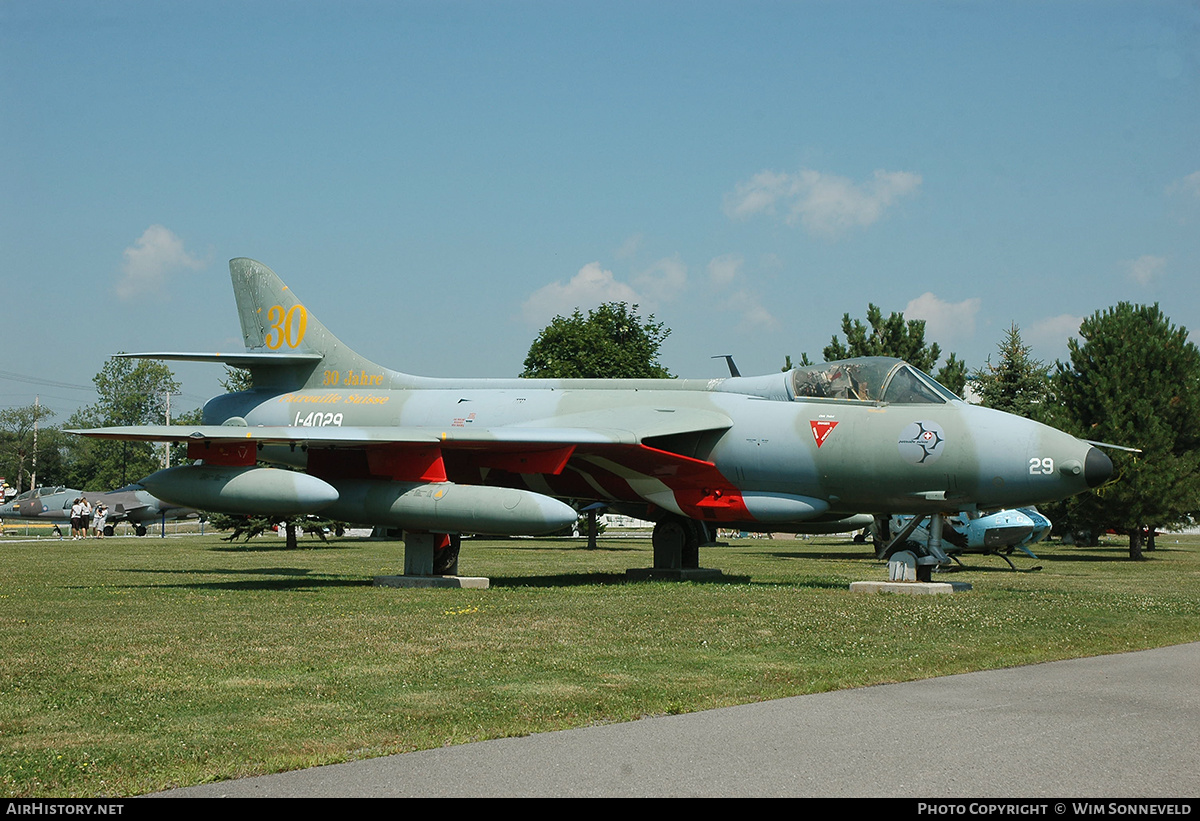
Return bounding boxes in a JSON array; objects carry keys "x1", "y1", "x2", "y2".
[{"x1": 849, "y1": 580, "x2": 972, "y2": 595}]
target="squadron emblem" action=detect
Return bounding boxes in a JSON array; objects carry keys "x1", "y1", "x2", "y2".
[{"x1": 898, "y1": 421, "x2": 946, "y2": 465}]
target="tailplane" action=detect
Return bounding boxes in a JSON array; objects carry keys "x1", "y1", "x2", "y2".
[
  {"x1": 117, "y1": 260, "x2": 404, "y2": 393},
  {"x1": 228, "y1": 258, "x2": 398, "y2": 391}
]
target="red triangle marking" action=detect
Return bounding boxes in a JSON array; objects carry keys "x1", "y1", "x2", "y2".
[{"x1": 810, "y1": 420, "x2": 838, "y2": 448}]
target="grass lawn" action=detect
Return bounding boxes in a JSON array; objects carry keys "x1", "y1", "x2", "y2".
[{"x1": 2, "y1": 529, "x2": 1199, "y2": 796}]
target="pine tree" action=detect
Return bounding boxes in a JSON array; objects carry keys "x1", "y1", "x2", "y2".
[
  {"x1": 969, "y1": 324, "x2": 1053, "y2": 420},
  {"x1": 1055, "y1": 304, "x2": 1200, "y2": 560},
  {"x1": 823, "y1": 303, "x2": 967, "y2": 396},
  {"x1": 781, "y1": 353, "x2": 813, "y2": 372}
]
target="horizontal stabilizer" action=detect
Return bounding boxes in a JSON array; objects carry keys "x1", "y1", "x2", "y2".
[{"x1": 116, "y1": 351, "x2": 323, "y2": 367}]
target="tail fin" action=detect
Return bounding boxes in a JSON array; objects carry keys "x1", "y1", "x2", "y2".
[{"x1": 230, "y1": 258, "x2": 398, "y2": 391}]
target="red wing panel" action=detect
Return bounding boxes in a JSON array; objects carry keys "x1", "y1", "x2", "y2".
[
  {"x1": 306, "y1": 440, "x2": 755, "y2": 523},
  {"x1": 307, "y1": 444, "x2": 448, "y2": 482},
  {"x1": 578, "y1": 443, "x2": 750, "y2": 521},
  {"x1": 366, "y1": 445, "x2": 448, "y2": 482}
]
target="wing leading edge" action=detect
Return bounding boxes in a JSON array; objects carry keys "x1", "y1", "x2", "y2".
[{"x1": 67, "y1": 405, "x2": 733, "y2": 449}]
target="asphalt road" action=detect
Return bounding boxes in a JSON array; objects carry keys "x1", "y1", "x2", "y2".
[{"x1": 156, "y1": 642, "x2": 1200, "y2": 798}]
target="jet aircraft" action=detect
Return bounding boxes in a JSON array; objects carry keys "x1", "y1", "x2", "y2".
[
  {"x1": 0, "y1": 484, "x2": 199, "y2": 536},
  {"x1": 70, "y1": 259, "x2": 1113, "y2": 579}
]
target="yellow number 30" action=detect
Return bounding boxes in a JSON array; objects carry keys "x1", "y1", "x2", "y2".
[{"x1": 265, "y1": 304, "x2": 308, "y2": 350}]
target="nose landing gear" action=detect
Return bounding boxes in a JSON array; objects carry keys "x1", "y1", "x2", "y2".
[{"x1": 876, "y1": 512, "x2": 951, "y2": 582}]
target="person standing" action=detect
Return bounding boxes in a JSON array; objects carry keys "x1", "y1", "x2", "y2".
[
  {"x1": 80, "y1": 498, "x2": 91, "y2": 540},
  {"x1": 70, "y1": 498, "x2": 82, "y2": 539},
  {"x1": 93, "y1": 504, "x2": 108, "y2": 538}
]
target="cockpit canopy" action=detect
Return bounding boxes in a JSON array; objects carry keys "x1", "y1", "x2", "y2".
[
  {"x1": 10, "y1": 486, "x2": 68, "y2": 501},
  {"x1": 789, "y1": 357, "x2": 959, "y2": 404}
]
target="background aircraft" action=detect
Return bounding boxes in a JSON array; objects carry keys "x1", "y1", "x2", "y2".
[
  {"x1": 71, "y1": 258, "x2": 1112, "y2": 579},
  {"x1": 889, "y1": 507, "x2": 1053, "y2": 571},
  {"x1": 0, "y1": 484, "x2": 199, "y2": 536}
]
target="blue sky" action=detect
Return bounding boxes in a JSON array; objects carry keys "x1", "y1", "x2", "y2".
[{"x1": 3, "y1": 0, "x2": 1198, "y2": 421}]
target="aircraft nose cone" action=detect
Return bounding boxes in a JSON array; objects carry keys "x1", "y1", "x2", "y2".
[{"x1": 1085, "y1": 447, "x2": 1113, "y2": 488}]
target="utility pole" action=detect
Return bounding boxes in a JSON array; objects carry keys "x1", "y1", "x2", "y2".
[
  {"x1": 163, "y1": 390, "x2": 171, "y2": 469},
  {"x1": 162, "y1": 389, "x2": 180, "y2": 469},
  {"x1": 31, "y1": 395, "x2": 38, "y2": 491}
]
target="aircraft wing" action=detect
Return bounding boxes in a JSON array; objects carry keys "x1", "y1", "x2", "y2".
[
  {"x1": 72, "y1": 408, "x2": 744, "y2": 520},
  {"x1": 71, "y1": 424, "x2": 445, "y2": 445},
  {"x1": 69, "y1": 407, "x2": 733, "y2": 448}
]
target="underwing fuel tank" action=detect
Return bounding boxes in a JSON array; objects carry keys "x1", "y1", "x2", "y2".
[
  {"x1": 141, "y1": 465, "x2": 577, "y2": 536},
  {"x1": 141, "y1": 465, "x2": 340, "y2": 515},
  {"x1": 322, "y1": 479, "x2": 578, "y2": 537}
]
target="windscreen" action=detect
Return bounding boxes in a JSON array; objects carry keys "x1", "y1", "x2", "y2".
[{"x1": 790, "y1": 358, "x2": 954, "y2": 404}]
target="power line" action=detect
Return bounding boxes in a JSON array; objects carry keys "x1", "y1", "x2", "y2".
[
  {"x1": 0, "y1": 370, "x2": 210, "y2": 411},
  {"x1": 0, "y1": 394, "x2": 83, "y2": 410},
  {"x1": 0, "y1": 369, "x2": 94, "y2": 392}
]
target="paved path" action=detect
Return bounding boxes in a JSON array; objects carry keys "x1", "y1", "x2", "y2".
[{"x1": 157, "y1": 642, "x2": 1200, "y2": 798}]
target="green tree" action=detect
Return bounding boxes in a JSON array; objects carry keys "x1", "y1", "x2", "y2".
[
  {"x1": 1054, "y1": 303, "x2": 1200, "y2": 560},
  {"x1": 521, "y1": 303, "x2": 673, "y2": 379},
  {"x1": 781, "y1": 353, "x2": 812, "y2": 371},
  {"x1": 823, "y1": 304, "x2": 967, "y2": 396},
  {"x1": 0, "y1": 402, "x2": 56, "y2": 492},
  {"x1": 969, "y1": 323, "x2": 1054, "y2": 421},
  {"x1": 220, "y1": 366, "x2": 253, "y2": 393},
  {"x1": 65, "y1": 357, "x2": 181, "y2": 489}
]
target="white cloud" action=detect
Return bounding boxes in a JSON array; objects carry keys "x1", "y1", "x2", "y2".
[
  {"x1": 725, "y1": 289, "x2": 780, "y2": 332},
  {"x1": 633, "y1": 255, "x2": 687, "y2": 302},
  {"x1": 1165, "y1": 173, "x2": 1200, "y2": 225},
  {"x1": 1167, "y1": 171, "x2": 1200, "y2": 198},
  {"x1": 522, "y1": 254, "x2": 688, "y2": 328},
  {"x1": 724, "y1": 168, "x2": 922, "y2": 237},
  {"x1": 615, "y1": 234, "x2": 644, "y2": 260},
  {"x1": 1026, "y1": 314, "x2": 1083, "y2": 357},
  {"x1": 703, "y1": 253, "x2": 778, "y2": 329},
  {"x1": 904, "y1": 292, "x2": 981, "y2": 345},
  {"x1": 722, "y1": 170, "x2": 794, "y2": 221},
  {"x1": 707, "y1": 254, "x2": 743, "y2": 287},
  {"x1": 1127, "y1": 254, "x2": 1167, "y2": 286},
  {"x1": 521, "y1": 262, "x2": 640, "y2": 326},
  {"x1": 116, "y1": 225, "x2": 205, "y2": 300}
]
